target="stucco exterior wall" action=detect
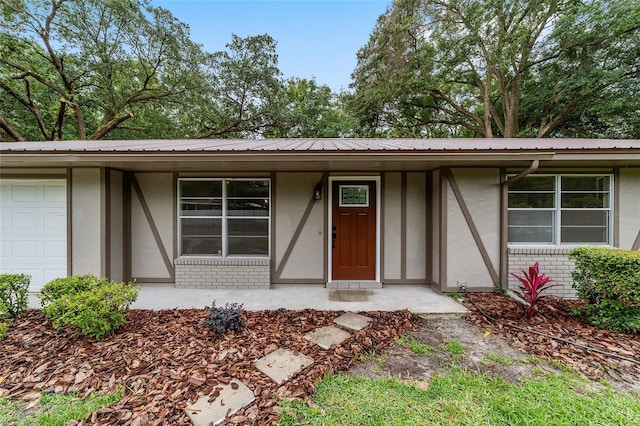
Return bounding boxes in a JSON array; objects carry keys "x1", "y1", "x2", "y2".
[
  {"x1": 131, "y1": 172, "x2": 174, "y2": 280},
  {"x1": 446, "y1": 168, "x2": 501, "y2": 290},
  {"x1": 108, "y1": 170, "x2": 124, "y2": 282},
  {"x1": 383, "y1": 173, "x2": 402, "y2": 280},
  {"x1": 71, "y1": 168, "x2": 102, "y2": 276},
  {"x1": 619, "y1": 168, "x2": 640, "y2": 250},
  {"x1": 431, "y1": 169, "x2": 441, "y2": 290},
  {"x1": 406, "y1": 173, "x2": 428, "y2": 280},
  {"x1": 274, "y1": 172, "x2": 324, "y2": 281}
]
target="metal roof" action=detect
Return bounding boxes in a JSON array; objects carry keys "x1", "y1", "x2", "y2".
[{"x1": 2, "y1": 138, "x2": 639, "y2": 153}]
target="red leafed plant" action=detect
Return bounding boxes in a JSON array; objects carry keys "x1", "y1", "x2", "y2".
[{"x1": 510, "y1": 262, "x2": 555, "y2": 318}]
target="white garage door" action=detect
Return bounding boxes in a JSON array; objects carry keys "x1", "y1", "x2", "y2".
[{"x1": 0, "y1": 179, "x2": 67, "y2": 292}]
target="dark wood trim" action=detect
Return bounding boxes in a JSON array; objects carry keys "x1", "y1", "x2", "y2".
[
  {"x1": 400, "y1": 172, "x2": 407, "y2": 280},
  {"x1": 425, "y1": 171, "x2": 433, "y2": 289},
  {"x1": 271, "y1": 278, "x2": 326, "y2": 284},
  {"x1": 613, "y1": 167, "x2": 620, "y2": 247},
  {"x1": 123, "y1": 172, "x2": 132, "y2": 282},
  {"x1": 499, "y1": 168, "x2": 508, "y2": 288},
  {"x1": 275, "y1": 172, "x2": 327, "y2": 280},
  {"x1": 132, "y1": 277, "x2": 175, "y2": 284},
  {"x1": 446, "y1": 169, "x2": 499, "y2": 284},
  {"x1": 0, "y1": 173, "x2": 67, "y2": 179},
  {"x1": 171, "y1": 172, "x2": 178, "y2": 280},
  {"x1": 131, "y1": 174, "x2": 175, "y2": 278},
  {"x1": 633, "y1": 230, "x2": 640, "y2": 251},
  {"x1": 67, "y1": 168, "x2": 73, "y2": 276}
]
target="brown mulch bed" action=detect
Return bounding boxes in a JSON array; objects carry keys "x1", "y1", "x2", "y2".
[
  {"x1": 462, "y1": 293, "x2": 640, "y2": 387},
  {"x1": 0, "y1": 309, "x2": 414, "y2": 425}
]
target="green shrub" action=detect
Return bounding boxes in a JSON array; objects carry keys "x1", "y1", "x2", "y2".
[
  {"x1": 573, "y1": 299, "x2": 640, "y2": 334},
  {"x1": 0, "y1": 273, "x2": 30, "y2": 319},
  {"x1": 0, "y1": 320, "x2": 9, "y2": 339},
  {"x1": 41, "y1": 276, "x2": 139, "y2": 340},
  {"x1": 38, "y1": 274, "x2": 101, "y2": 306},
  {"x1": 569, "y1": 247, "x2": 640, "y2": 304}
]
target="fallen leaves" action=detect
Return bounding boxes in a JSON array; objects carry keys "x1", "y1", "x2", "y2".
[{"x1": 0, "y1": 308, "x2": 415, "y2": 424}]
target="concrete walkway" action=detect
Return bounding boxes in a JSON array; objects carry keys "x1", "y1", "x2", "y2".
[
  {"x1": 29, "y1": 284, "x2": 467, "y2": 313},
  {"x1": 131, "y1": 284, "x2": 467, "y2": 313}
]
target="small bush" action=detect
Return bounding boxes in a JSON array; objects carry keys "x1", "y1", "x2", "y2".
[
  {"x1": 509, "y1": 262, "x2": 555, "y2": 318},
  {"x1": 41, "y1": 276, "x2": 139, "y2": 340},
  {"x1": 0, "y1": 273, "x2": 30, "y2": 319},
  {"x1": 569, "y1": 247, "x2": 640, "y2": 304},
  {"x1": 204, "y1": 301, "x2": 245, "y2": 334},
  {"x1": 0, "y1": 320, "x2": 9, "y2": 339},
  {"x1": 39, "y1": 274, "x2": 100, "y2": 306},
  {"x1": 573, "y1": 299, "x2": 640, "y2": 334}
]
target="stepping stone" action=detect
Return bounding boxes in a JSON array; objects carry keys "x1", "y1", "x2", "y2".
[
  {"x1": 183, "y1": 379, "x2": 255, "y2": 426},
  {"x1": 305, "y1": 326, "x2": 351, "y2": 350},
  {"x1": 255, "y1": 348, "x2": 313, "y2": 384},
  {"x1": 334, "y1": 312, "x2": 372, "y2": 331}
]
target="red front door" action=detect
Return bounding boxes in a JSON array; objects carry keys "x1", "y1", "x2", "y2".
[{"x1": 332, "y1": 181, "x2": 376, "y2": 280}]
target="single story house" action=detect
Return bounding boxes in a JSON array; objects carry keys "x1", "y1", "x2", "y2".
[{"x1": 1, "y1": 138, "x2": 639, "y2": 298}]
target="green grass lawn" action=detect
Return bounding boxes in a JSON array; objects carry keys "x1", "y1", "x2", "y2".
[
  {"x1": 278, "y1": 368, "x2": 640, "y2": 426},
  {"x1": 0, "y1": 391, "x2": 120, "y2": 426}
]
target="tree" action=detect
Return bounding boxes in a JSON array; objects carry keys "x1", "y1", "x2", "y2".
[
  {"x1": 0, "y1": 0, "x2": 206, "y2": 141},
  {"x1": 267, "y1": 77, "x2": 357, "y2": 138},
  {"x1": 350, "y1": 0, "x2": 640, "y2": 138}
]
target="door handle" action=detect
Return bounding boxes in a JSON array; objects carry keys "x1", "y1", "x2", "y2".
[{"x1": 332, "y1": 232, "x2": 336, "y2": 249}]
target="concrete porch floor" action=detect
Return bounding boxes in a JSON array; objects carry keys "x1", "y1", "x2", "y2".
[
  {"x1": 130, "y1": 284, "x2": 468, "y2": 313},
  {"x1": 28, "y1": 284, "x2": 467, "y2": 314}
]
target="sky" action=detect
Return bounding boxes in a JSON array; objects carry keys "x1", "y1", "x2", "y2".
[{"x1": 151, "y1": 0, "x2": 392, "y2": 92}]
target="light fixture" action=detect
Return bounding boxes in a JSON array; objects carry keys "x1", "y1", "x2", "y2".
[{"x1": 313, "y1": 182, "x2": 322, "y2": 200}]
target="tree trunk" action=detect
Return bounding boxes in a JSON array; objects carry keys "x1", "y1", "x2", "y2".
[{"x1": 0, "y1": 116, "x2": 26, "y2": 141}]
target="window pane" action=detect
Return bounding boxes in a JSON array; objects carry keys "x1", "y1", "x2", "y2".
[
  {"x1": 561, "y1": 176, "x2": 610, "y2": 191},
  {"x1": 508, "y1": 193, "x2": 554, "y2": 208},
  {"x1": 181, "y1": 218, "x2": 222, "y2": 236},
  {"x1": 561, "y1": 227, "x2": 608, "y2": 244},
  {"x1": 180, "y1": 180, "x2": 221, "y2": 197},
  {"x1": 509, "y1": 176, "x2": 555, "y2": 191},
  {"x1": 561, "y1": 193, "x2": 609, "y2": 208},
  {"x1": 228, "y1": 237, "x2": 268, "y2": 255},
  {"x1": 561, "y1": 210, "x2": 608, "y2": 226},
  {"x1": 508, "y1": 210, "x2": 553, "y2": 226},
  {"x1": 227, "y1": 180, "x2": 269, "y2": 197},
  {"x1": 227, "y1": 218, "x2": 268, "y2": 236},
  {"x1": 340, "y1": 185, "x2": 369, "y2": 206},
  {"x1": 180, "y1": 199, "x2": 222, "y2": 216},
  {"x1": 508, "y1": 226, "x2": 554, "y2": 243},
  {"x1": 227, "y1": 199, "x2": 269, "y2": 216},
  {"x1": 181, "y1": 237, "x2": 222, "y2": 255}
]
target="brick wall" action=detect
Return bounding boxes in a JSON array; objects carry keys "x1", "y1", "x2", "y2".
[
  {"x1": 174, "y1": 257, "x2": 270, "y2": 289},
  {"x1": 507, "y1": 248, "x2": 577, "y2": 299}
]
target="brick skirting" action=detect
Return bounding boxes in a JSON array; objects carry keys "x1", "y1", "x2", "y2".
[
  {"x1": 507, "y1": 247, "x2": 577, "y2": 299},
  {"x1": 174, "y1": 257, "x2": 271, "y2": 289}
]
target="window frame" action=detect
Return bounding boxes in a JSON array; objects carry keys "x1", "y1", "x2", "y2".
[
  {"x1": 507, "y1": 174, "x2": 613, "y2": 246},
  {"x1": 178, "y1": 178, "x2": 271, "y2": 257}
]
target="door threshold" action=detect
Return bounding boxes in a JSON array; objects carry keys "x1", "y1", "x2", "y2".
[{"x1": 327, "y1": 281, "x2": 382, "y2": 290}]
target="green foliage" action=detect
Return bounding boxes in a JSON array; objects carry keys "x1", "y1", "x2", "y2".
[
  {"x1": 573, "y1": 300, "x2": 640, "y2": 334},
  {"x1": 443, "y1": 340, "x2": 465, "y2": 360},
  {"x1": 0, "y1": 390, "x2": 121, "y2": 425},
  {"x1": 204, "y1": 301, "x2": 246, "y2": 334},
  {"x1": 0, "y1": 319, "x2": 9, "y2": 340},
  {"x1": 396, "y1": 335, "x2": 433, "y2": 355},
  {"x1": 278, "y1": 370, "x2": 640, "y2": 425},
  {"x1": 0, "y1": 273, "x2": 29, "y2": 319},
  {"x1": 569, "y1": 247, "x2": 640, "y2": 304},
  {"x1": 350, "y1": 0, "x2": 640, "y2": 138},
  {"x1": 40, "y1": 275, "x2": 139, "y2": 340},
  {"x1": 569, "y1": 247, "x2": 640, "y2": 333}
]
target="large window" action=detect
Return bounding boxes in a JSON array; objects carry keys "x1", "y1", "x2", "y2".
[
  {"x1": 508, "y1": 175, "x2": 612, "y2": 245},
  {"x1": 179, "y1": 179, "x2": 270, "y2": 256}
]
